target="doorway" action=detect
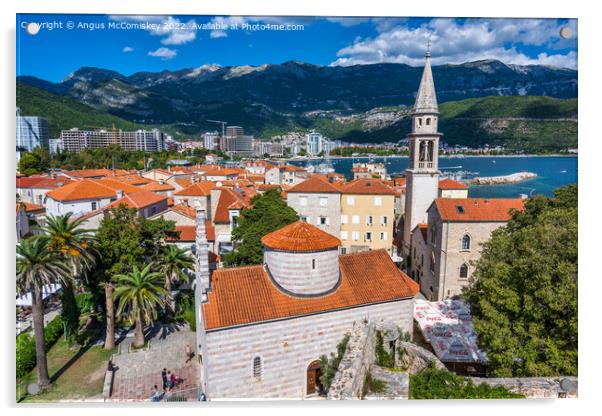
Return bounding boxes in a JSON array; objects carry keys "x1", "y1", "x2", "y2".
[{"x1": 306, "y1": 360, "x2": 323, "y2": 396}]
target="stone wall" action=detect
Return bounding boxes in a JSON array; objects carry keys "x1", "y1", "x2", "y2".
[
  {"x1": 469, "y1": 377, "x2": 578, "y2": 398},
  {"x1": 202, "y1": 299, "x2": 413, "y2": 399},
  {"x1": 327, "y1": 321, "x2": 376, "y2": 400},
  {"x1": 397, "y1": 341, "x2": 446, "y2": 374}
]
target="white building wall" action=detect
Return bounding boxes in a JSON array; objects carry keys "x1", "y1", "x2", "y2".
[
  {"x1": 202, "y1": 298, "x2": 414, "y2": 399},
  {"x1": 286, "y1": 192, "x2": 341, "y2": 237},
  {"x1": 45, "y1": 197, "x2": 112, "y2": 217},
  {"x1": 403, "y1": 173, "x2": 438, "y2": 252}
]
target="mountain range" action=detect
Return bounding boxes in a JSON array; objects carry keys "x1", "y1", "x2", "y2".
[{"x1": 16, "y1": 60, "x2": 578, "y2": 152}]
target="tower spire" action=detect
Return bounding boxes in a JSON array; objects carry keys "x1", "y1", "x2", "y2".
[{"x1": 413, "y1": 42, "x2": 438, "y2": 114}]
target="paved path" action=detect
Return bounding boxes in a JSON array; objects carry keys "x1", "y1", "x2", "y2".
[{"x1": 110, "y1": 323, "x2": 199, "y2": 401}]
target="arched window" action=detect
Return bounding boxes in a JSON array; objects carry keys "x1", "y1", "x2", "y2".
[
  {"x1": 253, "y1": 356, "x2": 262, "y2": 380},
  {"x1": 460, "y1": 263, "x2": 469, "y2": 279},
  {"x1": 426, "y1": 118, "x2": 431, "y2": 125},
  {"x1": 461, "y1": 234, "x2": 471, "y2": 250}
]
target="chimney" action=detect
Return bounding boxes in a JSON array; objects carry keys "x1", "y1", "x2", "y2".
[
  {"x1": 195, "y1": 208, "x2": 211, "y2": 301},
  {"x1": 159, "y1": 179, "x2": 165, "y2": 185},
  {"x1": 192, "y1": 176, "x2": 198, "y2": 184},
  {"x1": 116, "y1": 189, "x2": 124, "y2": 199}
]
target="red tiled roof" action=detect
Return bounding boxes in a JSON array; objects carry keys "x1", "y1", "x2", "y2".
[
  {"x1": 115, "y1": 175, "x2": 153, "y2": 186},
  {"x1": 141, "y1": 181, "x2": 176, "y2": 192},
  {"x1": 95, "y1": 178, "x2": 141, "y2": 194},
  {"x1": 278, "y1": 164, "x2": 305, "y2": 173},
  {"x1": 105, "y1": 190, "x2": 167, "y2": 210},
  {"x1": 288, "y1": 175, "x2": 341, "y2": 194},
  {"x1": 438, "y1": 178, "x2": 469, "y2": 190},
  {"x1": 46, "y1": 179, "x2": 122, "y2": 202},
  {"x1": 416, "y1": 223, "x2": 428, "y2": 242},
  {"x1": 202, "y1": 249, "x2": 419, "y2": 330},
  {"x1": 174, "y1": 181, "x2": 215, "y2": 197},
  {"x1": 213, "y1": 188, "x2": 250, "y2": 223},
  {"x1": 434, "y1": 198, "x2": 525, "y2": 222},
  {"x1": 62, "y1": 168, "x2": 129, "y2": 178},
  {"x1": 168, "y1": 223, "x2": 215, "y2": 242},
  {"x1": 23, "y1": 202, "x2": 45, "y2": 213},
  {"x1": 341, "y1": 179, "x2": 396, "y2": 195},
  {"x1": 16, "y1": 176, "x2": 73, "y2": 189},
  {"x1": 261, "y1": 220, "x2": 340, "y2": 252},
  {"x1": 170, "y1": 203, "x2": 197, "y2": 219}
]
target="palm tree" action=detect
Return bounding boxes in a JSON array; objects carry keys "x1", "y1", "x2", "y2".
[
  {"x1": 16, "y1": 238, "x2": 69, "y2": 388},
  {"x1": 113, "y1": 264, "x2": 167, "y2": 348},
  {"x1": 39, "y1": 214, "x2": 96, "y2": 340},
  {"x1": 157, "y1": 245, "x2": 194, "y2": 311}
]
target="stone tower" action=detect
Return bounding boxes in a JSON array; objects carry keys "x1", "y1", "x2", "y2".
[
  {"x1": 194, "y1": 207, "x2": 210, "y2": 377},
  {"x1": 402, "y1": 46, "x2": 441, "y2": 254}
]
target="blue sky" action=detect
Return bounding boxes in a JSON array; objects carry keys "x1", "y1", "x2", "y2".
[{"x1": 17, "y1": 14, "x2": 578, "y2": 82}]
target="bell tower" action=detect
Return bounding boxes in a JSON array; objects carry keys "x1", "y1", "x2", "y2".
[{"x1": 403, "y1": 44, "x2": 441, "y2": 254}]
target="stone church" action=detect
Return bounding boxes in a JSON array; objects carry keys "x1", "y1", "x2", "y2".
[{"x1": 193, "y1": 212, "x2": 418, "y2": 399}]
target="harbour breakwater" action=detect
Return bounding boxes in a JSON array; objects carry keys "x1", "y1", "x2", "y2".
[{"x1": 471, "y1": 171, "x2": 537, "y2": 185}]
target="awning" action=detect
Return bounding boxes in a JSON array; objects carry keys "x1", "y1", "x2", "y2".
[
  {"x1": 16, "y1": 284, "x2": 62, "y2": 306},
  {"x1": 414, "y1": 299, "x2": 487, "y2": 363}
]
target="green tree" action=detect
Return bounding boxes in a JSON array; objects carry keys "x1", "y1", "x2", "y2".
[
  {"x1": 18, "y1": 152, "x2": 46, "y2": 176},
  {"x1": 113, "y1": 264, "x2": 167, "y2": 348},
  {"x1": 158, "y1": 245, "x2": 194, "y2": 311},
  {"x1": 38, "y1": 214, "x2": 96, "y2": 343},
  {"x1": 409, "y1": 364, "x2": 523, "y2": 399},
  {"x1": 16, "y1": 238, "x2": 69, "y2": 387},
  {"x1": 94, "y1": 205, "x2": 177, "y2": 349},
  {"x1": 463, "y1": 185, "x2": 577, "y2": 377},
  {"x1": 224, "y1": 189, "x2": 298, "y2": 266}
]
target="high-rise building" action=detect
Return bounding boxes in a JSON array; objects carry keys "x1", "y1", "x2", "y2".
[
  {"x1": 60, "y1": 128, "x2": 165, "y2": 153},
  {"x1": 221, "y1": 126, "x2": 254, "y2": 157},
  {"x1": 306, "y1": 131, "x2": 322, "y2": 155},
  {"x1": 16, "y1": 109, "x2": 49, "y2": 152},
  {"x1": 202, "y1": 131, "x2": 220, "y2": 150},
  {"x1": 402, "y1": 48, "x2": 441, "y2": 254},
  {"x1": 226, "y1": 126, "x2": 244, "y2": 137}
]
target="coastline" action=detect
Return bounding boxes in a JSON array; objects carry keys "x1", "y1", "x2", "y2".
[{"x1": 284, "y1": 154, "x2": 578, "y2": 162}]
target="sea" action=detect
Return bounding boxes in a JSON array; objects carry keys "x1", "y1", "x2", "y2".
[{"x1": 289, "y1": 156, "x2": 578, "y2": 198}]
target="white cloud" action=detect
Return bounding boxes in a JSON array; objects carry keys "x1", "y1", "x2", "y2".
[
  {"x1": 148, "y1": 47, "x2": 177, "y2": 60},
  {"x1": 331, "y1": 18, "x2": 578, "y2": 69},
  {"x1": 122, "y1": 46, "x2": 134, "y2": 53}
]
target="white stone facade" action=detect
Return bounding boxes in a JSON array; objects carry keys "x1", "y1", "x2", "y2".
[
  {"x1": 286, "y1": 192, "x2": 341, "y2": 238},
  {"x1": 199, "y1": 299, "x2": 414, "y2": 399},
  {"x1": 264, "y1": 248, "x2": 340, "y2": 296}
]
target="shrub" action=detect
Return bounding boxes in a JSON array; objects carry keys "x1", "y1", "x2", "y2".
[
  {"x1": 409, "y1": 363, "x2": 524, "y2": 399},
  {"x1": 175, "y1": 290, "x2": 196, "y2": 331},
  {"x1": 319, "y1": 333, "x2": 350, "y2": 392},
  {"x1": 16, "y1": 315, "x2": 64, "y2": 379},
  {"x1": 375, "y1": 330, "x2": 395, "y2": 368},
  {"x1": 363, "y1": 372, "x2": 387, "y2": 396}
]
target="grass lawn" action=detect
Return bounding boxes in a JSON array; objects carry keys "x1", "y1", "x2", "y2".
[{"x1": 17, "y1": 336, "x2": 116, "y2": 402}]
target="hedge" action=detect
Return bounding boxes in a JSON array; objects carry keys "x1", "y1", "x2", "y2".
[{"x1": 16, "y1": 315, "x2": 63, "y2": 379}]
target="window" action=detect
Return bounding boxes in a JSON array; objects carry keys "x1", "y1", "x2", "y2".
[
  {"x1": 418, "y1": 118, "x2": 423, "y2": 126},
  {"x1": 299, "y1": 196, "x2": 308, "y2": 206},
  {"x1": 460, "y1": 264, "x2": 469, "y2": 279},
  {"x1": 341, "y1": 231, "x2": 348, "y2": 240},
  {"x1": 381, "y1": 216, "x2": 388, "y2": 226},
  {"x1": 366, "y1": 215, "x2": 373, "y2": 225},
  {"x1": 365, "y1": 232, "x2": 372, "y2": 241},
  {"x1": 461, "y1": 234, "x2": 471, "y2": 250},
  {"x1": 341, "y1": 215, "x2": 348, "y2": 225},
  {"x1": 352, "y1": 231, "x2": 360, "y2": 241},
  {"x1": 151, "y1": 206, "x2": 157, "y2": 216},
  {"x1": 319, "y1": 216, "x2": 327, "y2": 225},
  {"x1": 352, "y1": 215, "x2": 360, "y2": 225},
  {"x1": 312, "y1": 259, "x2": 316, "y2": 270},
  {"x1": 347, "y1": 196, "x2": 355, "y2": 206},
  {"x1": 91, "y1": 201, "x2": 97, "y2": 211},
  {"x1": 426, "y1": 118, "x2": 431, "y2": 126},
  {"x1": 253, "y1": 356, "x2": 262, "y2": 380},
  {"x1": 341, "y1": 247, "x2": 347, "y2": 254},
  {"x1": 421, "y1": 254, "x2": 424, "y2": 267},
  {"x1": 319, "y1": 197, "x2": 328, "y2": 207},
  {"x1": 374, "y1": 196, "x2": 382, "y2": 206},
  {"x1": 380, "y1": 232, "x2": 388, "y2": 241},
  {"x1": 430, "y1": 253, "x2": 435, "y2": 272}
]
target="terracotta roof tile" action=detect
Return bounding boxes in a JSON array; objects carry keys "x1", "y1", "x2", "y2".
[
  {"x1": 434, "y1": 198, "x2": 524, "y2": 222},
  {"x1": 171, "y1": 203, "x2": 197, "y2": 219},
  {"x1": 341, "y1": 179, "x2": 396, "y2": 195},
  {"x1": 16, "y1": 176, "x2": 73, "y2": 189},
  {"x1": 213, "y1": 188, "x2": 250, "y2": 223},
  {"x1": 261, "y1": 221, "x2": 340, "y2": 252},
  {"x1": 438, "y1": 178, "x2": 469, "y2": 190},
  {"x1": 22, "y1": 202, "x2": 45, "y2": 213},
  {"x1": 46, "y1": 179, "x2": 122, "y2": 202},
  {"x1": 167, "y1": 223, "x2": 215, "y2": 242},
  {"x1": 203, "y1": 249, "x2": 418, "y2": 330},
  {"x1": 95, "y1": 178, "x2": 141, "y2": 194},
  {"x1": 141, "y1": 181, "x2": 176, "y2": 192},
  {"x1": 105, "y1": 190, "x2": 167, "y2": 210},
  {"x1": 288, "y1": 175, "x2": 341, "y2": 194},
  {"x1": 174, "y1": 181, "x2": 215, "y2": 197}
]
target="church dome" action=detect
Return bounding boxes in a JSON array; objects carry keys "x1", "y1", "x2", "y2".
[
  {"x1": 261, "y1": 220, "x2": 340, "y2": 252},
  {"x1": 261, "y1": 221, "x2": 341, "y2": 297}
]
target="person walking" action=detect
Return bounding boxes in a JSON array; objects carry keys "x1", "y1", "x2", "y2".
[
  {"x1": 161, "y1": 368, "x2": 168, "y2": 390},
  {"x1": 185, "y1": 344, "x2": 193, "y2": 363}
]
